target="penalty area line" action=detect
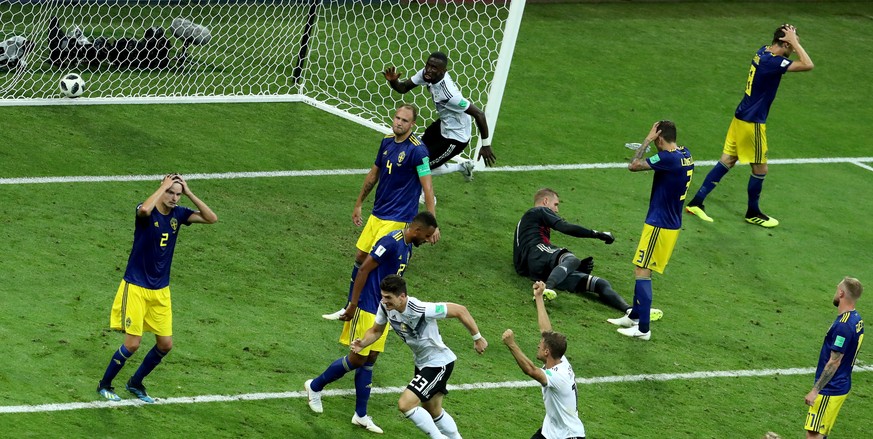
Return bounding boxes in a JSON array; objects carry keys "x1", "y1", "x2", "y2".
[
  {"x1": 2, "y1": 157, "x2": 873, "y2": 185},
  {"x1": 1, "y1": 365, "x2": 871, "y2": 414}
]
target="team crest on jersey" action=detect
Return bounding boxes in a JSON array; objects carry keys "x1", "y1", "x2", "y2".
[
  {"x1": 170, "y1": 218, "x2": 178, "y2": 232},
  {"x1": 398, "y1": 151, "x2": 406, "y2": 164},
  {"x1": 125, "y1": 317, "x2": 132, "y2": 328}
]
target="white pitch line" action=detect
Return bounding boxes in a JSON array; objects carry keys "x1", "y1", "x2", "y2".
[
  {"x1": 851, "y1": 161, "x2": 873, "y2": 172},
  {"x1": 1, "y1": 365, "x2": 871, "y2": 414},
  {"x1": 3, "y1": 157, "x2": 873, "y2": 186}
]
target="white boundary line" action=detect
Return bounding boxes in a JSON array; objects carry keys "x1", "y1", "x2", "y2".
[
  {"x1": 3, "y1": 157, "x2": 873, "y2": 186},
  {"x1": 1, "y1": 365, "x2": 870, "y2": 414}
]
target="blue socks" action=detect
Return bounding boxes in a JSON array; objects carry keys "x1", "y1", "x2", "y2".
[
  {"x1": 747, "y1": 173, "x2": 766, "y2": 215},
  {"x1": 689, "y1": 161, "x2": 730, "y2": 206},
  {"x1": 130, "y1": 345, "x2": 167, "y2": 386},
  {"x1": 311, "y1": 355, "x2": 355, "y2": 392},
  {"x1": 354, "y1": 362, "x2": 375, "y2": 417},
  {"x1": 633, "y1": 278, "x2": 653, "y2": 333},
  {"x1": 99, "y1": 344, "x2": 133, "y2": 388}
]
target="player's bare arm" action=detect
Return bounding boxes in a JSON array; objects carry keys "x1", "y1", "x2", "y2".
[
  {"x1": 446, "y1": 303, "x2": 487, "y2": 354},
  {"x1": 781, "y1": 25, "x2": 814, "y2": 72},
  {"x1": 340, "y1": 255, "x2": 380, "y2": 321},
  {"x1": 419, "y1": 174, "x2": 440, "y2": 244},
  {"x1": 502, "y1": 329, "x2": 548, "y2": 385},
  {"x1": 353, "y1": 165, "x2": 380, "y2": 226},
  {"x1": 351, "y1": 323, "x2": 388, "y2": 353},
  {"x1": 629, "y1": 122, "x2": 659, "y2": 172},
  {"x1": 532, "y1": 281, "x2": 553, "y2": 333},
  {"x1": 805, "y1": 350, "x2": 844, "y2": 405},
  {"x1": 465, "y1": 103, "x2": 495, "y2": 167},
  {"x1": 383, "y1": 67, "x2": 417, "y2": 93},
  {"x1": 175, "y1": 175, "x2": 218, "y2": 224}
]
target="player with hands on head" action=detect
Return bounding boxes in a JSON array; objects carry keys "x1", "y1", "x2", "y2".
[
  {"x1": 384, "y1": 51, "x2": 493, "y2": 185},
  {"x1": 96, "y1": 173, "x2": 217, "y2": 403},
  {"x1": 351, "y1": 274, "x2": 486, "y2": 439},
  {"x1": 609, "y1": 121, "x2": 693, "y2": 341},
  {"x1": 502, "y1": 281, "x2": 587, "y2": 439},
  {"x1": 685, "y1": 23, "x2": 814, "y2": 228}
]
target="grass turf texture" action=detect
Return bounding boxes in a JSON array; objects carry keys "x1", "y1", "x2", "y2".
[{"x1": 1, "y1": 1, "x2": 872, "y2": 438}]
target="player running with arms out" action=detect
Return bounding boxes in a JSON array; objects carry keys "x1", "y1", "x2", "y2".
[
  {"x1": 514, "y1": 188, "x2": 663, "y2": 322},
  {"x1": 502, "y1": 281, "x2": 587, "y2": 439},
  {"x1": 352, "y1": 275, "x2": 488, "y2": 439},
  {"x1": 384, "y1": 51, "x2": 493, "y2": 185},
  {"x1": 686, "y1": 24, "x2": 814, "y2": 228},
  {"x1": 609, "y1": 121, "x2": 693, "y2": 341},
  {"x1": 305, "y1": 212, "x2": 438, "y2": 434},
  {"x1": 804, "y1": 277, "x2": 864, "y2": 439},
  {"x1": 322, "y1": 104, "x2": 439, "y2": 321},
  {"x1": 97, "y1": 173, "x2": 218, "y2": 403}
]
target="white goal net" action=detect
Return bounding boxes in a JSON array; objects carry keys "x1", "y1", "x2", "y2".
[{"x1": 1, "y1": 0, "x2": 524, "y2": 160}]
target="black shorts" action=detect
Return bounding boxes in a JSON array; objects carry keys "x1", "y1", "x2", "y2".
[
  {"x1": 527, "y1": 243, "x2": 570, "y2": 279},
  {"x1": 407, "y1": 361, "x2": 454, "y2": 402},
  {"x1": 531, "y1": 427, "x2": 585, "y2": 439},
  {"x1": 422, "y1": 120, "x2": 469, "y2": 168}
]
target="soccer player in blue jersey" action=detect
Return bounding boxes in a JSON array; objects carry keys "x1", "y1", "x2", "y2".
[
  {"x1": 686, "y1": 24, "x2": 814, "y2": 228},
  {"x1": 384, "y1": 51, "x2": 493, "y2": 183},
  {"x1": 306, "y1": 212, "x2": 438, "y2": 434},
  {"x1": 96, "y1": 174, "x2": 218, "y2": 402},
  {"x1": 322, "y1": 104, "x2": 439, "y2": 320},
  {"x1": 804, "y1": 277, "x2": 864, "y2": 439},
  {"x1": 609, "y1": 121, "x2": 693, "y2": 341}
]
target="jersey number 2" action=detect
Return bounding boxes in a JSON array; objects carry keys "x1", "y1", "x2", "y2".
[{"x1": 160, "y1": 232, "x2": 169, "y2": 247}]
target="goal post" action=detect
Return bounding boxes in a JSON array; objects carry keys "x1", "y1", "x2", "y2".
[{"x1": 0, "y1": 0, "x2": 525, "y2": 147}]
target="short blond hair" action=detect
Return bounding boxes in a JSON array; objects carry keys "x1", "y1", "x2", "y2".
[
  {"x1": 534, "y1": 188, "x2": 558, "y2": 205},
  {"x1": 840, "y1": 277, "x2": 863, "y2": 301}
]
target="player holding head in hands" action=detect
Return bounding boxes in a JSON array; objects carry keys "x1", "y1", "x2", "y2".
[
  {"x1": 322, "y1": 104, "x2": 438, "y2": 321},
  {"x1": 502, "y1": 281, "x2": 587, "y2": 439},
  {"x1": 351, "y1": 275, "x2": 487, "y2": 439},
  {"x1": 305, "y1": 212, "x2": 438, "y2": 434},
  {"x1": 803, "y1": 277, "x2": 864, "y2": 439},
  {"x1": 97, "y1": 173, "x2": 218, "y2": 403},
  {"x1": 686, "y1": 24, "x2": 814, "y2": 228},
  {"x1": 608, "y1": 121, "x2": 693, "y2": 341},
  {"x1": 384, "y1": 51, "x2": 493, "y2": 184}
]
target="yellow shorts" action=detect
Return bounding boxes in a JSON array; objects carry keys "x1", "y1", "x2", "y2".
[
  {"x1": 340, "y1": 308, "x2": 389, "y2": 356},
  {"x1": 805, "y1": 393, "x2": 848, "y2": 436},
  {"x1": 632, "y1": 224, "x2": 679, "y2": 274},
  {"x1": 723, "y1": 117, "x2": 767, "y2": 164},
  {"x1": 110, "y1": 280, "x2": 173, "y2": 337},
  {"x1": 356, "y1": 216, "x2": 407, "y2": 253}
]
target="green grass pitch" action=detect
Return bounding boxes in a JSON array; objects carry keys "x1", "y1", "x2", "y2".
[{"x1": 0, "y1": 1, "x2": 872, "y2": 438}]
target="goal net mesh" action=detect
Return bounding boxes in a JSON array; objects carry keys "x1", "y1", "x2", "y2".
[{"x1": 1, "y1": 0, "x2": 513, "y2": 142}]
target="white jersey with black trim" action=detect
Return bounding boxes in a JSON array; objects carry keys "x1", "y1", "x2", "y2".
[
  {"x1": 376, "y1": 296, "x2": 457, "y2": 368},
  {"x1": 541, "y1": 356, "x2": 586, "y2": 439},
  {"x1": 411, "y1": 69, "x2": 473, "y2": 143}
]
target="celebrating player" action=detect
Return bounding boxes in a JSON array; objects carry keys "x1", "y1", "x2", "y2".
[
  {"x1": 608, "y1": 121, "x2": 693, "y2": 340},
  {"x1": 96, "y1": 174, "x2": 218, "y2": 402},
  {"x1": 686, "y1": 24, "x2": 814, "y2": 227},
  {"x1": 351, "y1": 275, "x2": 487, "y2": 439},
  {"x1": 384, "y1": 51, "x2": 492, "y2": 185},
  {"x1": 803, "y1": 277, "x2": 864, "y2": 439},
  {"x1": 502, "y1": 281, "x2": 587, "y2": 439},
  {"x1": 305, "y1": 212, "x2": 438, "y2": 434}
]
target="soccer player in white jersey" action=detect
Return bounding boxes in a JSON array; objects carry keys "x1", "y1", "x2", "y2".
[
  {"x1": 384, "y1": 51, "x2": 493, "y2": 185},
  {"x1": 352, "y1": 275, "x2": 488, "y2": 439},
  {"x1": 502, "y1": 281, "x2": 587, "y2": 439}
]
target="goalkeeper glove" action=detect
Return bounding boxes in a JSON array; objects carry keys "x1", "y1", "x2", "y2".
[
  {"x1": 579, "y1": 256, "x2": 595, "y2": 274},
  {"x1": 594, "y1": 231, "x2": 615, "y2": 245}
]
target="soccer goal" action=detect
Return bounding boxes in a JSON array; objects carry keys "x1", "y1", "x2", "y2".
[{"x1": 0, "y1": 0, "x2": 525, "y2": 161}]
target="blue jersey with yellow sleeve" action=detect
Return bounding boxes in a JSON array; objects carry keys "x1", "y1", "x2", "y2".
[
  {"x1": 123, "y1": 204, "x2": 194, "y2": 289},
  {"x1": 645, "y1": 147, "x2": 694, "y2": 230},
  {"x1": 816, "y1": 310, "x2": 864, "y2": 396},
  {"x1": 372, "y1": 134, "x2": 430, "y2": 223},
  {"x1": 355, "y1": 229, "x2": 413, "y2": 314},
  {"x1": 735, "y1": 46, "x2": 792, "y2": 124}
]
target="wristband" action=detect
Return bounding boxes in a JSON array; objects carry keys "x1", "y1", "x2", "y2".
[{"x1": 471, "y1": 332, "x2": 482, "y2": 341}]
